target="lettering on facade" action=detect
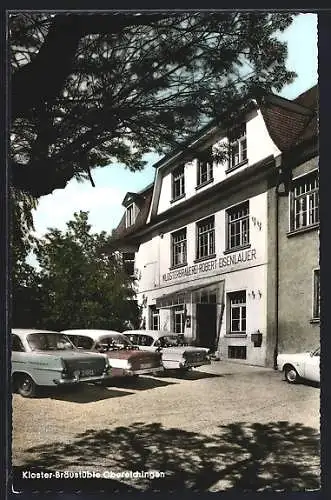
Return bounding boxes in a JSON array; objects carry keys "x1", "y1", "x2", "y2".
[{"x1": 162, "y1": 248, "x2": 257, "y2": 282}]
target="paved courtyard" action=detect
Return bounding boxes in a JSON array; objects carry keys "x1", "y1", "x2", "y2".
[{"x1": 12, "y1": 361, "x2": 320, "y2": 493}]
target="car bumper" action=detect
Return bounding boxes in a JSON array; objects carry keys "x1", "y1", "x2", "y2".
[
  {"x1": 53, "y1": 372, "x2": 111, "y2": 385},
  {"x1": 108, "y1": 366, "x2": 163, "y2": 377},
  {"x1": 124, "y1": 366, "x2": 164, "y2": 376},
  {"x1": 182, "y1": 359, "x2": 211, "y2": 368},
  {"x1": 163, "y1": 359, "x2": 211, "y2": 370}
]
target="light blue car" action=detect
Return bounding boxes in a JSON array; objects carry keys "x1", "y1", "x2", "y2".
[{"x1": 12, "y1": 329, "x2": 111, "y2": 397}]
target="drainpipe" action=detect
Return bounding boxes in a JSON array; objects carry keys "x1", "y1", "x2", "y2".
[
  {"x1": 273, "y1": 177, "x2": 280, "y2": 370},
  {"x1": 273, "y1": 154, "x2": 291, "y2": 369},
  {"x1": 273, "y1": 155, "x2": 282, "y2": 369}
]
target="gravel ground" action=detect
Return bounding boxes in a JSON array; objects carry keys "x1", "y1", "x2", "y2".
[{"x1": 12, "y1": 361, "x2": 320, "y2": 492}]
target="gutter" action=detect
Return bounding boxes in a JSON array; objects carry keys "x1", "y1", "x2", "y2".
[
  {"x1": 273, "y1": 158, "x2": 280, "y2": 370},
  {"x1": 273, "y1": 153, "x2": 292, "y2": 370}
]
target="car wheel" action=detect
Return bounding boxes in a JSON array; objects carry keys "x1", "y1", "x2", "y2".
[
  {"x1": 17, "y1": 374, "x2": 37, "y2": 397},
  {"x1": 284, "y1": 365, "x2": 299, "y2": 384}
]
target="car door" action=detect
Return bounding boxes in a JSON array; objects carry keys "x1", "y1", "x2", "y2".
[
  {"x1": 304, "y1": 348, "x2": 320, "y2": 383},
  {"x1": 11, "y1": 334, "x2": 27, "y2": 372}
]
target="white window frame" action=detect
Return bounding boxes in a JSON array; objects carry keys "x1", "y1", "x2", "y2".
[
  {"x1": 196, "y1": 216, "x2": 215, "y2": 260},
  {"x1": 172, "y1": 306, "x2": 185, "y2": 333},
  {"x1": 171, "y1": 228, "x2": 187, "y2": 267},
  {"x1": 229, "y1": 123, "x2": 247, "y2": 170},
  {"x1": 150, "y1": 305, "x2": 160, "y2": 330},
  {"x1": 172, "y1": 165, "x2": 185, "y2": 200},
  {"x1": 197, "y1": 148, "x2": 213, "y2": 186},
  {"x1": 290, "y1": 170, "x2": 319, "y2": 231},
  {"x1": 228, "y1": 291, "x2": 246, "y2": 334},
  {"x1": 226, "y1": 201, "x2": 250, "y2": 251},
  {"x1": 125, "y1": 203, "x2": 136, "y2": 228}
]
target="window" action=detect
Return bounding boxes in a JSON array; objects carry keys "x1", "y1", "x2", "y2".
[
  {"x1": 197, "y1": 149, "x2": 213, "y2": 187},
  {"x1": 12, "y1": 334, "x2": 25, "y2": 352},
  {"x1": 138, "y1": 335, "x2": 154, "y2": 346},
  {"x1": 226, "y1": 201, "x2": 249, "y2": 250},
  {"x1": 228, "y1": 291, "x2": 246, "y2": 333},
  {"x1": 313, "y1": 269, "x2": 320, "y2": 320},
  {"x1": 229, "y1": 124, "x2": 247, "y2": 170},
  {"x1": 290, "y1": 171, "x2": 319, "y2": 231},
  {"x1": 126, "y1": 204, "x2": 136, "y2": 228},
  {"x1": 172, "y1": 165, "x2": 185, "y2": 200},
  {"x1": 228, "y1": 346, "x2": 247, "y2": 359},
  {"x1": 149, "y1": 305, "x2": 160, "y2": 330},
  {"x1": 122, "y1": 252, "x2": 135, "y2": 277},
  {"x1": 196, "y1": 216, "x2": 215, "y2": 260},
  {"x1": 173, "y1": 306, "x2": 185, "y2": 333},
  {"x1": 171, "y1": 228, "x2": 187, "y2": 267}
]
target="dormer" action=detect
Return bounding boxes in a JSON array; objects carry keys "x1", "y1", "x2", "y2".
[{"x1": 122, "y1": 192, "x2": 142, "y2": 228}]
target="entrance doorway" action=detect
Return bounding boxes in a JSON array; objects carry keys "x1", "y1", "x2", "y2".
[{"x1": 196, "y1": 303, "x2": 217, "y2": 349}]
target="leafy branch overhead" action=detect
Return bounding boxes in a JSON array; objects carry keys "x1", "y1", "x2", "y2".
[{"x1": 10, "y1": 12, "x2": 296, "y2": 197}]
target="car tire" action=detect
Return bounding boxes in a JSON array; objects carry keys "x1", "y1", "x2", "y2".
[
  {"x1": 17, "y1": 374, "x2": 37, "y2": 398},
  {"x1": 284, "y1": 365, "x2": 299, "y2": 384}
]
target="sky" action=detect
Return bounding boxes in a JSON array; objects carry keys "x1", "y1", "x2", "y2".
[{"x1": 31, "y1": 13, "x2": 318, "y2": 239}]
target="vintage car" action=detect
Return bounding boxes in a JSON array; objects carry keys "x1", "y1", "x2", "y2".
[
  {"x1": 122, "y1": 330, "x2": 211, "y2": 372},
  {"x1": 62, "y1": 329, "x2": 163, "y2": 377},
  {"x1": 277, "y1": 346, "x2": 320, "y2": 384},
  {"x1": 12, "y1": 329, "x2": 111, "y2": 397}
]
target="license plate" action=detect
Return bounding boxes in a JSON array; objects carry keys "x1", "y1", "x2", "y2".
[
  {"x1": 140, "y1": 363, "x2": 152, "y2": 369},
  {"x1": 80, "y1": 369, "x2": 95, "y2": 377}
]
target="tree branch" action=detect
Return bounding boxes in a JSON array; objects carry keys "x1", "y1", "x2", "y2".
[{"x1": 11, "y1": 13, "x2": 170, "y2": 120}]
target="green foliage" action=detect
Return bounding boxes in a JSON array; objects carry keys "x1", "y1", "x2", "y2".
[
  {"x1": 10, "y1": 12, "x2": 296, "y2": 197},
  {"x1": 33, "y1": 211, "x2": 140, "y2": 331},
  {"x1": 11, "y1": 188, "x2": 43, "y2": 327}
]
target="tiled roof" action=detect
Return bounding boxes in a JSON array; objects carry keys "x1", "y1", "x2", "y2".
[
  {"x1": 260, "y1": 85, "x2": 318, "y2": 151},
  {"x1": 294, "y1": 85, "x2": 318, "y2": 109}
]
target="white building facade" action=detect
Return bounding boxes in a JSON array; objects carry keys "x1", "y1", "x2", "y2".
[{"x1": 113, "y1": 88, "x2": 318, "y2": 367}]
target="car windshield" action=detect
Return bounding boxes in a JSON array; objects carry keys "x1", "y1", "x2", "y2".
[
  {"x1": 27, "y1": 333, "x2": 74, "y2": 351},
  {"x1": 96, "y1": 335, "x2": 133, "y2": 351},
  {"x1": 158, "y1": 335, "x2": 185, "y2": 347}
]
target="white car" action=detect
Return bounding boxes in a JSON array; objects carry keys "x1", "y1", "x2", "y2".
[
  {"x1": 277, "y1": 346, "x2": 320, "y2": 384},
  {"x1": 122, "y1": 330, "x2": 211, "y2": 372}
]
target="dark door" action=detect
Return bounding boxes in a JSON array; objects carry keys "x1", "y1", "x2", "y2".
[{"x1": 196, "y1": 303, "x2": 217, "y2": 349}]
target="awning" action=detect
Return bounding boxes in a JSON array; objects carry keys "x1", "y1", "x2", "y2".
[{"x1": 155, "y1": 281, "x2": 225, "y2": 308}]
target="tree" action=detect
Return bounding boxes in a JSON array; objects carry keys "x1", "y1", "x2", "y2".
[
  {"x1": 11, "y1": 188, "x2": 42, "y2": 327},
  {"x1": 10, "y1": 12, "x2": 296, "y2": 197},
  {"x1": 32, "y1": 211, "x2": 140, "y2": 331}
]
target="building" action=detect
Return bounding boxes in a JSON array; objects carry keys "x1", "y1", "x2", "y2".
[{"x1": 112, "y1": 86, "x2": 319, "y2": 367}]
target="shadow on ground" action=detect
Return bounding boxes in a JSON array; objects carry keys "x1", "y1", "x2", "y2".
[
  {"x1": 18, "y1": 421, "x2": 320, "y2": 493},
  {"x1": 158, "y1": 370, "x2": 224, "y2": 380},
  {"x1": 103, "y1": 376, "x2": 177, "y2": 390},
  {"x1": 36, "y1": 384, "x2": 135, "y2": 403}
]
